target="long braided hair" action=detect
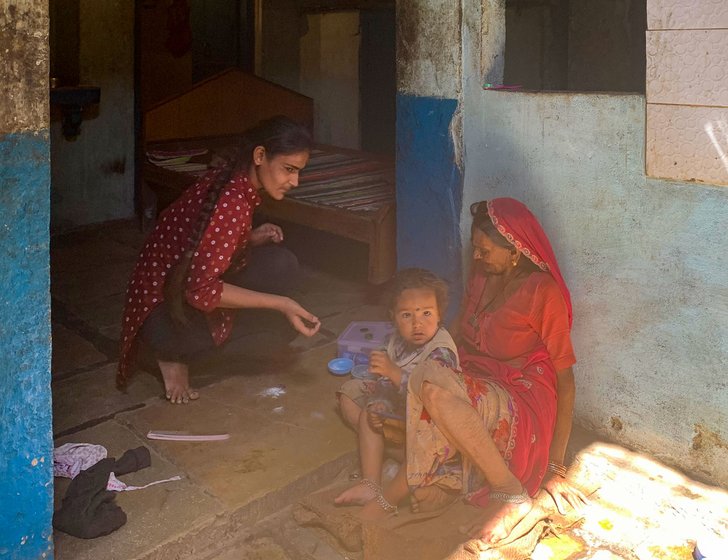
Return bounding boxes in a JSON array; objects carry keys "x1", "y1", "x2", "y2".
[{"x1": 164, "y1": 115, "x2": 312, "y2": 325}]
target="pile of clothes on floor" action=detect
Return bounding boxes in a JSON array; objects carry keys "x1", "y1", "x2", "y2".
[{"x1": 52, "y1": 443, "x2": 181, "y2": 538}]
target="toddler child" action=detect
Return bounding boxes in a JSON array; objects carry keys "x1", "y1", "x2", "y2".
[{"x1": 334, "y1": 268, "x2": 459, "y2": 511}]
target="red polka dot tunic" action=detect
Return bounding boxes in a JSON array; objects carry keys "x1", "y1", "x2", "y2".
[{"x1": 118, "y1": 168, "x2": 261, "y2": 385}]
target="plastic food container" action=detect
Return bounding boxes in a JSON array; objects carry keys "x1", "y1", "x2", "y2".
[
  {"x1": 337, "y1": 321, "x2": 394, "y2": 365},
  {"x1": 327, "y1": 357, "x2": 354, "y2": 376}
]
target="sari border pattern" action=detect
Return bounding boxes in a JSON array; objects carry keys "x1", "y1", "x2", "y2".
[{"x1": 487, "y1": 200, "x2": 550, "y2": 272}]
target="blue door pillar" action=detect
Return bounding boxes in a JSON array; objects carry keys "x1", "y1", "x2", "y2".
[
  {"x1": 395, "y1": 0, "x2": 465, "y2": 316},
  {"x1": 0, "y1": 2, "x2": 54, "y2": 558}
]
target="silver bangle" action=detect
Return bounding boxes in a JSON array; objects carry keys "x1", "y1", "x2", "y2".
[
  {"x1": 489, "y1": 490, "x2": 530, "y2": 504},
  {"x1": 547, "y1": 461, "x2": 568, "y2": 478}
]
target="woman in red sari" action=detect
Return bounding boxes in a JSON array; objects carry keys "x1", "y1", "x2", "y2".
[{"x1": 361, "y1": 198, "x2": 585, "y2": 546}]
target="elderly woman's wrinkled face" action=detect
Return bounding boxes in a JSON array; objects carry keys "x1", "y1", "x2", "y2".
[{"x1": 471, "y1": 228, "x2": 515, "y2": 275}]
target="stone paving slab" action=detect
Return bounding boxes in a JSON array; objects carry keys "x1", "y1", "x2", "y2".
[
  {"x1": 51, "y1": 323, "x2": 108, "y2": 378},
  {"x1": 119, "y1": 345, "x2": 356, "y2": 511},
  {"x1": 51, "y1": 235, "x2": 140, "y2": 273},
  {"x1": 204, "y1": 506, "x2": 352, "y2": 560},
  {"x1": 51, "y1": 261, "x2": 134, "y2": 305},
  {"x1": 64, "y1": 292, "x2": 127, "y2": 332},
  {"x1": 52, "y1": 363, "x2": 161, "y2": 436},
  {"x1": 53, "y1": 420, "x2": 223, "y2": 560}
]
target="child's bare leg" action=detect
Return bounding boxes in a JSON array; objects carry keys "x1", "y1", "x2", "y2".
[
  {"x1": 334, "y1": 408, "x2": 385, "y2": 506},
  {"x1": 158, "y1": 360, "x2": 199, "y2": 404},
  {"x1": 338, "y1": 394, "x2": 362, "y2": 432}
]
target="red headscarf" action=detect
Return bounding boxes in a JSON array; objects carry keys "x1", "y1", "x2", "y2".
[{"x1": 484, "y1": 197, "x2": 573, "y2": 327}]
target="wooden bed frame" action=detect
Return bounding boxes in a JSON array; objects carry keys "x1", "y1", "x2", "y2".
[{"x1": 142, "y1": 69, "x2": 396, "y2": 284}]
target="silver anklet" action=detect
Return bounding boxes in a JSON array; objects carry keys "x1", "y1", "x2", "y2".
[
  {"x1": 489, "y1": 490, "x2": 530, "y2": 504},
  {"x1": 374, "y1": 492, "x2": 398, "y2": 514},
  {"x1": 360, "y1": 478, "x2": 382, "y2": 493},
  {"x1": 360, "y1": 478, "x2": 397, "y2": 513}
]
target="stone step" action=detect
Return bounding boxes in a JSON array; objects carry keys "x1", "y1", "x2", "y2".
[{"x1": 136, "y1": 452, "x2": 357, "y2": 560}]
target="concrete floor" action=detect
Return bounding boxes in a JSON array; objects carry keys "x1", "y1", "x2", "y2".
[{"x1": 50, "y1": 220, "x2": 727, "y2": 560}]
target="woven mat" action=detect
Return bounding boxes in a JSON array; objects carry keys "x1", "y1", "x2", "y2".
[
  {"x1": 294, "y1": 442, "x2": 728, "y2": 559},
  {"x1": 292, "y1": 483, "x2": 581, "y2": 559}
]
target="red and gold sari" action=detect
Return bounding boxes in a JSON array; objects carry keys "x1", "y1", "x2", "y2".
[{"x1": 406, "y1": 198, "x2": 575, "y2": 506}]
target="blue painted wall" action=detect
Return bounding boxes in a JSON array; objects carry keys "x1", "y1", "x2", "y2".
[
  {"x1": 396, "y1": 94, "x2": 463, "y2": 319},
  {"x1": 0, "y1": 132, "x2": 54, "y2": 558}
]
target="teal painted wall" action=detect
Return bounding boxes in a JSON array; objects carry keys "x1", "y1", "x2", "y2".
[{"x1": 0, "y1": 133, "x2": 53, "y2": 557}]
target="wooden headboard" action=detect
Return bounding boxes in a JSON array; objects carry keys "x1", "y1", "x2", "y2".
[{"x1": 144, "y1": 68, "x2": 314, "y2": 143}]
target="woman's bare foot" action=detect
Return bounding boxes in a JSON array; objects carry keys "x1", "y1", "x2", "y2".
[
  {"x1": 411, "y1": 485, "x2": 459, "y2": 513},
  {"x1": 334, "y1": 479, "x2": 379, "y2": 506},
  {"x1": 158, "y1": 360, "x2": 200, "y2": 404},
  {"x1": 460, "y1": 487, "x2": 533, "y2": 548}
]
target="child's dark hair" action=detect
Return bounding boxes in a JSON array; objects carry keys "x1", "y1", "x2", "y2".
[
  {"x1": 164, "y1": 115, "x2": 312, "y2": 325},
  {"x1": 387, "y1": 268, "x2": 449, "y2": 318}
]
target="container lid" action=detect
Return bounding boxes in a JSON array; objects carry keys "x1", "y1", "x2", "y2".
[
  {"x1": 351, "y1": 364, "x2": 377, "y2": 380},
  {"x1": 328, "y1": 357, "x2": 354, "y2": 376}
]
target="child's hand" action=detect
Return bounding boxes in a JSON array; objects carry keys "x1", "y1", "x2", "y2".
[
  {"x1": 369, "y1": 350, "x2": 402, "y2": 386},
  {"x1": 366, "y1": 401, "x2": 387, "y2": 432}
]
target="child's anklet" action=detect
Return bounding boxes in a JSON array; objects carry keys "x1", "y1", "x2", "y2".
[
  {"x1": 360, "y1": 478, "x2": 382, "y2": 493},
  {"x1": 374, "y1": 492, "x2": 398, "y2": 514}
]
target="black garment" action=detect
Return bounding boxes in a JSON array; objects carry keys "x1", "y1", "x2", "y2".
[
  {"x1": 53, "y1": 446, "x2": 151, "y2": 539},
  {"x1": 139, "y1": 244, "x2": 299, "y2": 364}
]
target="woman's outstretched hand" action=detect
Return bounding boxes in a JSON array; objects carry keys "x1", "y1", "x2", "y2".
[
  {"x1": 281, "y1": 298, "x2": 320, "y2": 337},
  {"x1": 540, "y1": 472, "x2": 588, "y2": 515},
  {"x1": 250, "y1": 223, "x2": 284, "y2": 246}
]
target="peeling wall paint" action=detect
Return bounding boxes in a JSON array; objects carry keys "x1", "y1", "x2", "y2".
[
  {"x1": 0, "y1": 2, "x2": 50, "y2": 133},
  {"x1": 396, "y1": 0, "x2": 462, "y2": 98}
]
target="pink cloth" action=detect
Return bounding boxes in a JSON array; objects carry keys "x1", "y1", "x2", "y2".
[{"x1": 53, "y1": 443, "x2": 108, "y2": 479}]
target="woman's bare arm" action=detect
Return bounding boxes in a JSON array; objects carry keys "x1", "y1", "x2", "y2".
[
  {"x1": 542, "y1": 366, "x2": 587, "y2": 513},
  {"x1": 218, "y1": 282, "x2": 320, "y2": 336},
  {"x1": 549, "y1": 366, "x2": 575, "y2": 465}
]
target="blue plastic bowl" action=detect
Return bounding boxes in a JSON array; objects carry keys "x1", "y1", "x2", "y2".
[{"x1": 328, "y1": 357, "x2": 354, "y2": 376}]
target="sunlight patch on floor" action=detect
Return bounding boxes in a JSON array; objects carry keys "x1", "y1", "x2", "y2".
[{"x1": 532, "y1": 442, "x2": 727, "y2": 559}]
